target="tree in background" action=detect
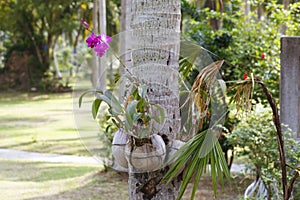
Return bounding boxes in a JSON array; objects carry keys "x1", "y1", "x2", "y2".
[{"x1": 0, "y1": 0, "x2": 90, "y2": 89}]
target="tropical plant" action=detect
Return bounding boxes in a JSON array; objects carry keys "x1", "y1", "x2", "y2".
[
  {"x1": 228, "y1": 76, "x2": 300, "y2": 200},
  {"x1": 229, "y1": 105, "x2": 300, "y2": 199},
  {"x1": 79, "y1": 83, "x2": 165, "y2": 138}
]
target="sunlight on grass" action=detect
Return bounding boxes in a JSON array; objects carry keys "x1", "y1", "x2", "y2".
[
  {"x1": 0, "y1": 92, "x2": 92, "y2": 156},
  {"x1": 0, "y1": 159, "x2": 102, "y2": 200},
  {"x1": 0, "y1": 159, "x2": 131, "y2": 200}
]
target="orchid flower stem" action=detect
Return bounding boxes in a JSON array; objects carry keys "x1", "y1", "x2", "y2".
[{"x1": 85, "y1": 28, "x2": 138, "y2": 84}]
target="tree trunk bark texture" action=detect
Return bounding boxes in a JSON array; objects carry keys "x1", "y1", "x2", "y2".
[{"x1": 128, "y1": 0, "x2": 182, "y2": 199}]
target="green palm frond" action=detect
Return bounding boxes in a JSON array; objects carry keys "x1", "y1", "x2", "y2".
[{"x1": 163, "y1": 129, "x2": 231, "y2": 200}]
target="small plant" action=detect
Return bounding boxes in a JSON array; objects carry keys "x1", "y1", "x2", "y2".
[
  {"x1": 78, "y1": 19, "x2": 165, "y2": 139},
  {"x1": 79, "y1": 83, "x2": 165, "y2": 139},
  {"x1": 78, "y1": 19, "x2": 168, "y2": 173}
]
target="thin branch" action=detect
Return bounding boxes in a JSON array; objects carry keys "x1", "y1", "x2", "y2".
[
  {"x1": 255, "y1": 79, "x2": 288, "y2": 200},
  {"x1": 287, "y1": 171, "x2": 299, "y2": 200}
]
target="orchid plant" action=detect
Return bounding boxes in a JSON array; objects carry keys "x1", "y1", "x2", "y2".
[{"x1": 78, "y1": 19, "x2": 165, "y2": 139}]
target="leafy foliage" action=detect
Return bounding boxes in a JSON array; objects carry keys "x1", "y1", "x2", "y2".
[
  {"x1": 163, "y1": 129, "x2": 230, "y2": 200},
  {"x1": 0, "y1": 0, "x2": 90, "y2": 87},
  {"x1": 163, "y1": 57, "x2": 230, "y2": 199},
  {"x1": 181, "y1": 0, "x2": 300, "y2": 104},
  {"x1": 79, "y1": 83, "x2": 165, "y2": 138},
  {"x1": 228, "y1": 105, "x2": 300, "y2": 198}
]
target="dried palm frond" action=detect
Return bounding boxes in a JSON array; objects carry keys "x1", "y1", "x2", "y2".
[
  {"x1": 181, "y1": 60, "x2": 224, "y2": 132},
  {"x1": 228, "y1": 78, "x2": 254, "y2": 113},
  {"x1": 192, "y1": 60, "x2": 224, "y2": 90}
]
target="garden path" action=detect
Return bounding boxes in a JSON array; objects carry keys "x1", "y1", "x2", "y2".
[
  {"x1": 0, "y1": 148, "x2": 98, "y2": 164},
  {"x1": 0, "y1": 148, "x2": 246, "y2": 172}
]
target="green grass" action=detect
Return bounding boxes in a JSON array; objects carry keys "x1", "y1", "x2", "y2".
[
  {"x1": 0, "y1": 160, "x2": 99, "y2": 182},
  {"x1": 0, "y1": 91, "x2": 91, "y2": 156},
  {"x1": 0, "y1": 159, "x2": 112, "y2": 200}
]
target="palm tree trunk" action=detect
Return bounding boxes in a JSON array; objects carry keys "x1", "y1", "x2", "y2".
[{"x1": 128, "y1": 0, "x2": 182, "y2": 199}]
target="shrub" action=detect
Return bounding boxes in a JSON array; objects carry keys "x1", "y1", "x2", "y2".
[{"x1": 228, "y1": 104, "x2": 300, "y2": 198}]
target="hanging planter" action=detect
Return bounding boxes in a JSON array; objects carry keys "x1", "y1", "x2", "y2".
[
  {"x1": 125, "y1": 134, "x2": 166, "y2": 173},
  {"x1": 167, "y1": 139, "x2": 185, "y2": 165},
  {"x1": 112, "y1": 129, "x2": 130, "y2": 169}
]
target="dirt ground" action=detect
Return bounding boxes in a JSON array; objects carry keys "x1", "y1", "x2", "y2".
[{"x1": 29, "y1": 170, "x2": 253, "y2": 200}]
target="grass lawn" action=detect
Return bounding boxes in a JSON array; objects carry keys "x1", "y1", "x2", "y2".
[
  {"x1": 0, "y1": 159, "x2": 116, "y2": 200},
  {"x1": 0, "y1": 91, "x2": 91, "y2": 156}
]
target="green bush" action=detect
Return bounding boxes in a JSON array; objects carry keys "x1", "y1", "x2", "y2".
[
  {"x1": 181, "y1": 0, "x2": 300, "y2": 103},
  {"x1": 228, "y1": 104, "x2": 300, "y2": 198}
]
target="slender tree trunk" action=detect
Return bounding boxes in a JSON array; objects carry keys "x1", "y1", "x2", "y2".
[
  {"x1": 207, "y1": 0, "x2": 218, "y2": 30},
  {"x1": 196, "y1": 0, "x2": 201, "y2": 9},
  {"x1": 218, "y1": 0, "x2": 224, "y2": 29},
  {"x1": 282, "y1": 0, "x2": 289, "y2": 34},
  {"x1": 92, "y1": 0, "x2": 99, "y2": 87},
  {"x1": 128, "y1": 0, "x2": 182, "y2": 199},
  {"x1": 52, "y1": 44, "x2": 62, "y2": 79},
  {"x1": 98, "y1": 0, "x2": 107, "y2": 91},
  {"x1": 245, "y1": 0, "x2": 250, "y2": 17},
  {"x1": 257, "y1": 2, "x2": 262, "y2": 21},
  {"x1": 119, "y1": 0, "x2": 132, "y2": 99}
]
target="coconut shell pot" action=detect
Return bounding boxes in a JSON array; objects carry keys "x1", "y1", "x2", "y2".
[
  {"x1": 112, "y1": 129, "x2": 130, "y2": 169},
  {"x1": 125, "y1": 134, "x2": 166, "y2": 173},
  {"x1": 167, "y1": 139, "x2": 185, "y2": 165}
]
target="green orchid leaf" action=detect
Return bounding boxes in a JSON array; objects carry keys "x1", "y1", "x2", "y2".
[
  {"x1": 111, "y1": 118, "x2": 120, "y2": 128},
  {"x1": 125, "y1": 100, "x2": 138, "y2": 128},
  {"x1": 78, "y1": 89, "x2": 103, "y2": 108},
  {"x1": 152, "y1": 116, "x2": 161, "y2": 124},
  {"x1": 133, "y1": 113, "x2": 143, "y2": 122},
  {"x1": 138, "y1": 84, "x2": 147, "y2": 99},
  {"x1": 92, "y1": 99, "x2": 102, "y2": 119},
  {"x1": 104, "y1": 90, "x2": 123, "y2": 114}
]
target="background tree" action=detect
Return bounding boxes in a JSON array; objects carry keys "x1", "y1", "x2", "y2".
[{"x1": 0, "y1": 0, "x2": 90, "y2": 89}]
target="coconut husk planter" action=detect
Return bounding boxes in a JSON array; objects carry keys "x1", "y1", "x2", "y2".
[
  {"x1": 167, "y1": 139, "x2": 185, "y2": 165},
  {"x1": 112, "y1": 129, "x2": 130, "y2": 169},
  {"x1": 125, "y1": 134, "x2": 166, "y2": 173}
]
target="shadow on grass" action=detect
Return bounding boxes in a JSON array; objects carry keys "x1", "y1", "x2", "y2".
[
  {"x1": 26, "y1": 170, "x2": 252, "y2": 200},
  {"x1": 0, "y1": 141, "x2": 37, "y2": 149},
  {"x1": 25, "y1": 170, "x2": 129, "y2": 200},
  {"x1": 0, "y1": 160, "x2": 101, "y2": 182}
]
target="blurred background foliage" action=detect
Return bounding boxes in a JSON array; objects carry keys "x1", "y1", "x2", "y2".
[
  {"x1": 0, "y1": 0, "x2": 299, "y2": 95},
  {"x1": 0, "y1": 0, "x2": 120, "y2": 91}
]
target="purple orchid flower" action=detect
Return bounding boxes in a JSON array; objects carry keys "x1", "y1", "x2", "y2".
[
  {"x1": 94, "y1": 42, "x2": 109, "y2": 57},
  {"x1": 86, "y1": 32, "x2": 112, "y2": 57},
  {"x1": 86, "y1": 33, "x2": 99, "y2": 48}
]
